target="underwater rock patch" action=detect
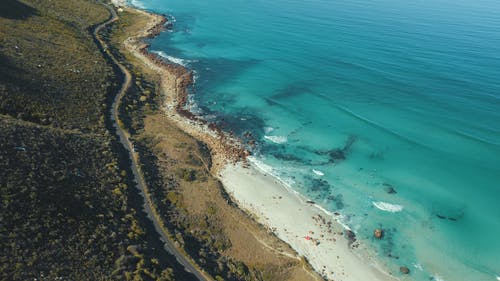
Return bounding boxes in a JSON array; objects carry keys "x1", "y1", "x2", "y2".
[{"x1": 383, "y1": 183, "x2": 397, "y2": 194}]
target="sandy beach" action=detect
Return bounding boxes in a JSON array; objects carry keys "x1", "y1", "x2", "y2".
[
  {"x1": 115, "y1": 3, "x2": 406, "y2": 280},
  {"x1": 219, "y1": 161, "x2": 401, "y2": 281}
]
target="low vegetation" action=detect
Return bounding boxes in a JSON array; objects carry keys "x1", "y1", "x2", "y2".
[
  {"x1": 102, "y1": 8, "x2": 162, "y2": 135},
  {"x1": 0, "y1": 117, "x2": 174, "y2": 280},
  {"x1": 135, "y1": 114, "x2": 320, "y2": 281},
  {"x1": 0, "y1": 1, "x2": 182, "y2": 280},
  {"x1": 0, "y1": 0, "x2": 114, "y2": 133}
]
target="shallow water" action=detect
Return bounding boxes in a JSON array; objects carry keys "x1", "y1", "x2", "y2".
[{"x1": 130, "y1": 0, "x2": 500, "y2": 279}]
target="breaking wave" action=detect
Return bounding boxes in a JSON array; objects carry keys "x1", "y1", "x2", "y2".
[
  {"x1": 129, "y1": 0, "x2": 146, "y2": 9},
  {"x1": 432, "y1": 275, "x2": 446, "y2": 281},
  {"x1": 264, "y1": 126, "x2": 274, "y2": 133},
  {"x1": 372, "y1": 201, "x2": 404, "y2": 213},
  {"x1": 152, "y1": 51, "x2": 192, "y2": 67},
  {"x1": 264, "y1": 135, "x2": 287, "y2": 144},
  {"x1": 247, "y1": 156, "x2": 296, "y2": 189},
  {"x1": 312, "y1": 169, "x2": 324, "y2": 176},
  {"x1": 413, "y1": 263, "x2": 424, "y2": 271}
]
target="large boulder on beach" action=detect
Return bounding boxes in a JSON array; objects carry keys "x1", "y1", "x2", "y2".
[
  {"x1": 400, "y1": 266, "x2": 410, "y2": 274},
  {"x1": 374, "y1": 228, "x2": 383, "y2": 239}
]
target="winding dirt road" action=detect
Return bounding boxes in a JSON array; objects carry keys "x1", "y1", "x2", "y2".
[{"x1": 93, "y1": 4, "x2": 209, "y2": 281}]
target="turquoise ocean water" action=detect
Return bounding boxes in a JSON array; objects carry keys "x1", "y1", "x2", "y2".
[{"x1": 130, "y1": 0, "x2": 500, "y2": 279}]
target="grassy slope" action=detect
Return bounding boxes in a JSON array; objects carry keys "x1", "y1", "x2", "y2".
[
  {"x1": 0, "y1": 0, "x2": 111, "y2": 132},
  {"x1": 139, "y1": 114, "x2": 318, "y2": 281},
  {"x1": 0, "y1": 1, "x2": 178, "y2": 280}
]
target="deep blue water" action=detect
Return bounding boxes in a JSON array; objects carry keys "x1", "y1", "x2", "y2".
[{"x1": 130, "y1": 0, "x2": 500, "y2": 279}]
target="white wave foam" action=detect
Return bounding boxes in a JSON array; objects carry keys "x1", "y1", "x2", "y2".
[
  {"x1": 152, "y1": 51, "x2": 190, "y2": 67},
  {"x1": 111, "y1": 0, "x2": 126, "y2": 7},
  {"x1": 312, "y1": 169, "x2": 324, "y2": 176},
  {"x1": 264, "y1": 135, "x2": 287, "y2": 144},
  {"x1": 264, "y1": 126, "x2": 274, "y2": 133},
  {"x1": 247, "y1": 156, "x2": 352, "y2": 231},
  {"x1": 413, "y1": 263, "x2": 424, "y2": 271},
  {"x1": 192, "y1": 70, "x2": 199, "y2": 84},
  {"x1": 372, "y1": 201, "x2": 404, "y2": 213},
  {"x1": 185, "y1": 94, "x2": 202, "y2": 114},
  {"x1": 130, "y1": 0, "x2": 146, "y2": 9},
  {"x1": 314, "y1": 203, "x2": 352, "y2": 231},
  {"x1": 433, "y1": 275, "x2": 446, "y2": 281},
  {"x1": 247, "y1": 156, "x2": 295, "y2": 189},
  {"x1": 496, "y1": 276, "x2": 500, "y2": 281},
  {"x1": 247, "y1": 156, "x2": 273, "y2": 173}
]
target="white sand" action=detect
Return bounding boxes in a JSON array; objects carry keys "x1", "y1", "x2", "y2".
[{"x1": 219, "y1": 161, "x2": 402, "y2": 281}]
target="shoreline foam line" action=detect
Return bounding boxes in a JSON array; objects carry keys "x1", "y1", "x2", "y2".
[
  {"x1": 247, "y1": 157, "x2": 353, "y2": 230},
  {"x1": 151, "y1": 50, "x2": 193, "y2": 67}
]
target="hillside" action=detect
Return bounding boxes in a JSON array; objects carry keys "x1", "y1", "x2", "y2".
[{"x1": 0, "y1": 1, "x2": 185, "y2": 280}]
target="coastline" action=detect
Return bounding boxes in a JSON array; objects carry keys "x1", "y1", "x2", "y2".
[
  {"x1": 220, "y1": 162, "x2": 401, "y2": 281},
  {"x1": 118, "y1": 7, "x2": 249, "y2": 171},
  {"x1": 113, "y1": 2, "x2": 403, "y2": 280}
]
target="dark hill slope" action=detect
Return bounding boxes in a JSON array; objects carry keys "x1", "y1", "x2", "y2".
[
  {"x1": 0, "y1": 0, "x2": 111, "y2": 133},
  {"x1": 0, "y1": 1, "x2": 182, "y2": 280}
]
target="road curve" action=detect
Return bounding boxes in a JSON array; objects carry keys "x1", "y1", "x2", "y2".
[{"x1": 93, "y1": 4, "x2": 208, "y2": 281}]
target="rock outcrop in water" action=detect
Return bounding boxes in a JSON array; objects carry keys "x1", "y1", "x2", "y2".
[
  {"x1": 383, "y1": 183, "x2": 397, "y2": 194},
  {"x1": 435, "y1": 209, "x2": 465, "y2": 222},
  {"x1": 313, "y1": 135, "x2": 357, "y2": 164},
  {"x1": 400, "y1": 266, "x2": 410, "y2": 274},
  {"x1": 145, "y1": 15, "x2": 168, "y2": 38}
]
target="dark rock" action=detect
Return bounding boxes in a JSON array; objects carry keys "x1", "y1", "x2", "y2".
[
  {"x1": 329, "y1": 149, "x2": 346, "y2": 161},
  {"x1": 272, "y1": 152, "x2": 304, "y2": 162},
  {"x1": 374, "y1": 228, "x2": 383, "y2": 239},
  {"x1": 383, "y1": 183, "x2": 397, "y2": 194},
  {"x1": 314, "y1": 135, "x2": 357, "y2": 164},
  {"x1": 309, "y1": 178, "x2": 331, "y2": 192},
  {"x1": 334, "y1": 194, "x2": 345, "y2": 209},
  {"x1": 400, "y1": 266, "x2": 410, "y2": 274},
  {"x1": 345, "y1": 230, "x2": 356, "y2": 241}
]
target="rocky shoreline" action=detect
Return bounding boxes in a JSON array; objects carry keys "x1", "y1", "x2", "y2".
[{"x1": 123, "y1": 10, "x2": 250, "y2": 169}]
